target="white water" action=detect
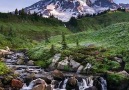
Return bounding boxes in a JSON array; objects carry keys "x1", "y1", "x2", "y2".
[
  {"x1": 4, "y1": 52, "x2": 108, "y2": 90},
  {"x1": 20, "y1": 81, "x2": 35, "y2": 90},
  {"x1": 100, "y1": 77, "x2": 107, "y2": 90},
  {"x1": 62, "y1": 79, "x2": 68, "y2": 89}
]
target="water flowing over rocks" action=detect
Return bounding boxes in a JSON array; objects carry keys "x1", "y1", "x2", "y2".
[{"x1": 0, "y1": 50, "x2": 108, "y2": 90}]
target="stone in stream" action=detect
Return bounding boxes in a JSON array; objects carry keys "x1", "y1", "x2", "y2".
[
  {"x1": 85, "y1": 86, "x2": 98, "y2": 90},
  {"x1": 11, "y1": 79, "x2": 23, "y2": 89},
  {"x1": 66, "y1": 75, "x2": 79, "y2": 90},
  {"x1": 16, "y1": 59, "x2": 24, "y2": 65},
  {"x1": 52, "y1": 69, "x2": 65, "y2": 81},
  {"x1": 0, "y1": 87, "x2": 4, "y2": 90},
  {"x1": 27, "y1": 60, "x2": 34, "y2": 66},
  {"x1": 21, "y1": 78, "x2": 47, "y2": 90}
]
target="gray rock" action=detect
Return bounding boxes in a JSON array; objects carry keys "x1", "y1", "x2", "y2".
[
  {"x1": 16, "y1": 59, "x2": 24, "y2": 65},
  {"x1": 118, "y1": 70, "x2": 129, "y2": 77},
  {"x1": 49, "y1": 54, "x2": 61, "y2": 70},
  {"x1": 76, "y1": 65, "x2": 84, "y2": 74},
  {"x1": 114, "y1": 57, "x2": 123, "y2": 63},
  {"x1": 57, "y1": 58, "x2": 69, "y2": 70},
  {"x1": 69, "y1": 60, "x2": 80, "y2": 69},
  {"x1": 27, "y1": 60, "x2": 34, "y2": 66}
]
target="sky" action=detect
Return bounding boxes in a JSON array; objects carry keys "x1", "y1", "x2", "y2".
[{"x1": 0, "y1": 0, "x2": 129, "y2": 12}]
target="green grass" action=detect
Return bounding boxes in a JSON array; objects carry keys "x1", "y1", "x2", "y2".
[
  {"x1": 0, "y1": 62, "x2": 9, "y2": 75},
  {"x1": 69, "y1": 11, "x2": 129, "y2": 31},
  {"x1": 33, "y1": 22, "x2": 129, "y2": 54},
  {"x1": 0, "y1": 15, "x2": 70, "y2": 49}
]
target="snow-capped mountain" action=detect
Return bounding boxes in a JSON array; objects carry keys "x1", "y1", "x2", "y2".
[{"x1": 24, "y1": 0, "x2": 122, "y2": 22}]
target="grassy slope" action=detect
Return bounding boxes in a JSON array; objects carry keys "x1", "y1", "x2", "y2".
[
  {"x1": 30, "y1": 22, "x2": 129, "y2": 62},
  {"x1": 69, "y1": 11, "x2": 129, "y2": 31},
  {"x1": 0, "y1": 14, "x2": 70, "y2": 49}
]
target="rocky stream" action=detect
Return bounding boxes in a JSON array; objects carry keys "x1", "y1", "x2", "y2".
[{"x1": 1, "y1": 51, "x2": 107, "y2": 90}]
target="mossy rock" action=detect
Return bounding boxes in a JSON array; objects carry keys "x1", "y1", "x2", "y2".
[{"x1": 107, "y1": 73, "x2": 129, "y2": 90}]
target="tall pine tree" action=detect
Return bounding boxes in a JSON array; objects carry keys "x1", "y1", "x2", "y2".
[
  {"x1": 61, "y1": 32, "x2": 67, "y2": 49},
  {"x1": 15, "y1": 8, "x2": 18, "y2": 15}
]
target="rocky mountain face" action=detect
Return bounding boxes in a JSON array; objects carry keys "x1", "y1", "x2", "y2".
[
  {"x1": 92, "y1": 0, "x2": 118, "y2": 8},
  {"x1": 119, "y1": 3, "x2": 129, "y2": 9},
  {"x1": 24, "y1": 0, "x2": 126, "y2": 22}
]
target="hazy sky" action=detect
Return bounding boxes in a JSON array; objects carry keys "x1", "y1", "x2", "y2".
[{"x1": 0, "y1": 0, "x2": 129, "y2": 12}]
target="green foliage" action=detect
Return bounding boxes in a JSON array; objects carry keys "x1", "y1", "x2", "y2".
[
  {"x1": 0, "y1": 12, "x2": 70, "y2": 49},
  {"x1": 108, "y1": 61, "x2": 121, "y2": 70},
  {"x1": 64, "y1": 65, "x2": 70, "y2": 71},
  {"x1": 107, "y1": 73, "x2": 128, "y2": 86},
  {"x1": 44, "y1": 30, "x2": 50, "y2": 43},
  {"x1": 125, "y1": 63, "x2": 129, "y2": 72},
  {"x1": 0, "y1": 62, "x2": 9, "y2": 75},
  {"x1": 35, "y1": 60, "x2": 51, "y2": 68},
  {"x1": 68, "y1": 11, "x2": 129, "y2": 31}
]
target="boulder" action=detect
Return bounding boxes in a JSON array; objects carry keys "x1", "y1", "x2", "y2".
[
  {"x1": 118, "y1": 70, "x2": 129, "y2": 77},
  {"x1": 16, "y1": 59, "x2": 24, "y2": 65},
  {"x1": 0, "y1": 58, "x2": 5, "y2": 62},
  {"x1": 32, "y1": 78, "x2": 47, "y2": 90},
  {"x1": 52, "y1": 70, "x2": 64, "y2": 81},
  {"x1": 32, "y1": 84, "x2": 46, "y2": 90},
  {"x1": 0, "y1": 87, "x2": 4, "y2": 90},
  {"x1": 57, "y1": 58, "x2": 69, "y2": 70},
  {"x1": 11, "y1": 79, "x2": 23, "y2": 89},
  {"x1": 49, "y1": 54, "x2": 61, "y2": 70},
  {"x1": 76, "y1": 65, "x2": 84, "y2": 74},
  {"x1": 69, "y1": 60, "x2": 80, "y2": 70},
  {"x1": 41, "y1": 77, "x2": 51, "y2": 84},
  {"x1": 14, "y1": 71, "x2": 20, "y2": 76},
  {"x1": 83, "y1": 63, "x2": 92, "y2": 74},
  {"x1": 66, "y1": 75, "x2": 79, "y2": 90},
  {"x1": 114, "y1": 57, "x2": 123, "y2": 63},
  {"x1": 27, "y1": 60, "x2": 34, "y2": 66},
  {"x1": 85, "y1": 86, "x2": 97, "y2": 90}
]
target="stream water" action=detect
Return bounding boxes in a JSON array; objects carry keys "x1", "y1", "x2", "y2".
[{"x1": 4, "y1": 51, "x2": 107, "y2": 90}]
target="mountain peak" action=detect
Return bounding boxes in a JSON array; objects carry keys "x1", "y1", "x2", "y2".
[{"x1": 24, "y1": 0, "x2": 127, "y2": 22}]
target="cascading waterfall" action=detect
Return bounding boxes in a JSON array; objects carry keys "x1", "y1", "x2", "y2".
[
  {"x1": 100, "y1": 77, "x2": 107, "y2": 90},
  {"x1": 4, "y1": 52, "x2": 108, "y2": 90},
  {"x1": 20, "y1": 80, "x2": 35, "y2": 90},
  {"x1": 79, "y1": 79, "x2": 89, "y2": 90},
  {"x1": 62, "y1": 78, "x2": 68, "y2": 89}
]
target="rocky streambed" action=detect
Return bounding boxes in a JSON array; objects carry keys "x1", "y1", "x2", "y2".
[{"x1": 1, "y1": 51, "x2": 107, "y2": 90}]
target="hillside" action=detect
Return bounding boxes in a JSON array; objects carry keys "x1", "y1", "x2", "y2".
[
  {"x1": 29, "y1": 22, "x2": 129, "y2": 70},
  {"x1": 28, "y1": 22, "x2": 129, "y2": 90},
  {"x1": 67, "y1": 11, "x2": 129, "y2": 31},
  {"x1": 33, "y1": 22, "x2": 129, "y2": 54},
  {"x1": 0, "y1": 13, "x2": 70, "y2": 48}
]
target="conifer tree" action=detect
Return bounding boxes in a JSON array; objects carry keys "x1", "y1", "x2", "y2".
[
  {"x1": 0, "y1": 25, "x2": 3, "y2": 34},
  {"x1": 15, "y1": 8, "x2": 18, "y2": 15},
  {"x1": 50, "y1": 44, "x2": 55, "y2": 55},
  {"x1": 44, "y1": 30, "x2": 50, "y2": 43},
  {"x1": 61, "y1": 32, "x2": 67, "y2": 49},
  {"x1": 76, "y1": 38, "x2": 79, "y2": 47}
]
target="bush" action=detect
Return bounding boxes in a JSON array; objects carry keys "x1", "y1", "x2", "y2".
[
  {"x1": 107, "y1": 73, "x2": 127, "y2": 86},
  {"x1": 0, "y1": 62, "x2": 9, "y2": 75}
]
